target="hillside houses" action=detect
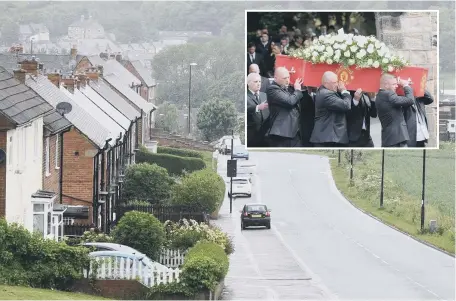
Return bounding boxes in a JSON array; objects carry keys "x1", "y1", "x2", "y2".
[{"x1": 0, "y1": 52, "x2": 157, "y2": 240}]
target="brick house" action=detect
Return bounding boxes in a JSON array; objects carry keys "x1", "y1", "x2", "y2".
[
  {"x1": 0, "y1": 65, "x2": 70, "y2": 241},
  {"x1": 21, "y1": 61, "x2": 117, "y2": 228}
]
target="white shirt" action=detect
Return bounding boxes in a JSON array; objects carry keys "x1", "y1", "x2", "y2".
[{"x1": 415, "y1": 106, "x2": 429, "y2": 141}]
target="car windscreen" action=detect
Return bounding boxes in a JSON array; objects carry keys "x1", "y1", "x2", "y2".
[
  {"x1": 246, "y1": 205, "x2": 267, "y2": 212},
  {"x1": 233, "y1": 179, "x2": 248, "y2": 184}
]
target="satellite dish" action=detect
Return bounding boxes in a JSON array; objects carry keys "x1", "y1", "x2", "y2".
[
  {"x1": 56, "y1": 102, "x2": 73, "y2": 116},
  {"x1": 0, "y1": 149, "x2": 5, "y2": 164}
]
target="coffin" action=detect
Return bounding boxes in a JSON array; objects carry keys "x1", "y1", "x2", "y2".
[{"x1": 275, "y1": 55, "x2": 428, "y2": 97}]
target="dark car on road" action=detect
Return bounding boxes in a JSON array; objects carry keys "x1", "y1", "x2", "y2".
[{"x1": 240, "y1": 204, "x2": 271, "y2": 230}]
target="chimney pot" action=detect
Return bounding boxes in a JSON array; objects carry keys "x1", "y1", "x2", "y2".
[{"x1": 13, "y1": 69, "x2": 27, "y2": 84}]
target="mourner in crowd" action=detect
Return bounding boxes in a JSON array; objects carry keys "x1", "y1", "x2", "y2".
[
  {"x1": 266, "y1": 67, "x2": 303, "y2": 147},
  {"x1": 247, "y1": 43, "x2": 265, "y2": 76},
  {"x1": 376, "y1": 73, "x2": 415, "y2": 147},
  {"x1": 346, "y1": 90, "x2": 377, "y2": 147},
  {"x1": 309, "y1": 71, "x2": 354, "y2": 147},
  {"x1": 246, "y1": 73, "x2": 269, "y2": 147},
  {"x1": 403, "y1": 89, "x2": 434, "y2": 147},
  {"x1": 248, "y1": 63, "x2": 271, "y2": 93}
]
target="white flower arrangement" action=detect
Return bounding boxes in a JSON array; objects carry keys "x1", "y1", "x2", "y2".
[{"x1": 288, "y1": 33, "x2": 409, "y2": 72}]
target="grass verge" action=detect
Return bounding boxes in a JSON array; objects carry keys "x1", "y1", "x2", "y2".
[
  {"x1": 0, "y1": 285, "x2": 109, "y2": 300},
  {"x1": 325, "y1": 145, "x2": 455, "y2": 255}
]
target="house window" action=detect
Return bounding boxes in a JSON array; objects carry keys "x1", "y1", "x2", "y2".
[
  {"x1": 63, "y1": 217, "x2": 75, "y2": 225},
  {"x1": 55, "y1": 135, "x2": 60, "y2": 169},
  {"x1": 45, "y1": 137, "x2": 50, "y2": 176}
]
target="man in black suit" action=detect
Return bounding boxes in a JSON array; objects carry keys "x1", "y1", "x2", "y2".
[
  {"x1": 346, "y1": 89, "x2": 377, "y2": 147},
  {"x1": 246, "y1": 73, "x2": 269, "y2": 147},
  {"x1": 299, "y1": 88, "x2": 315, "y2": 147},
  {"x1": 247, "y1": 43, "x2": 264, "y2": 75},
  {"x1": 248, "y1": 63, "x2": 271, "y2": 93},
  {"x1": 309, "y1": 71, "x2": 353, "y2": 147},
  {"x1": 376, "y1": 73, "x2": 415, "y2": 147},
  {"x1": 266, "y1": 67, "x2": 303, "y2": 147},
  {"x1": 403, "y1": 89, "x2": 434, "y2": 147}
]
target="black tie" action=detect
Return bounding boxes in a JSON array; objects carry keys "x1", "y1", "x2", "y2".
[{"x1": 255, "y1": 93, "x2": 259, "y2": 104}]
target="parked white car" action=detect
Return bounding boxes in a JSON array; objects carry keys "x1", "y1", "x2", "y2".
[{"x1": 228, "y1": 177, "x2": 252, "y2": 198}]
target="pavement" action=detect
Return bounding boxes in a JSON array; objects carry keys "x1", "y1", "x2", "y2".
[{"x1": 213, "y1": 151, "x2": 455, "y2": 301}]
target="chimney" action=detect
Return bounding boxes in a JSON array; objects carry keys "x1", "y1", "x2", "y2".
[
  {"x1": 70, "y1": 45, "x2": 77, "y2": 60},
  {"x1": 61, "y1": 75, "x2": 76, "y2": 93},
  {"x1": 75, "y1": 73, "x2": 88, "y2": 89},
  {"x1": 109, "y1": 53, "x2": 116, "y2": 60},
  {"x1": 115, "y1": 53, "x2": 122, "y2": 62},
  {"x1": 85, "y1": 67, "x2": 99, "y2": 82},
  {"x1": 47, "y1": 70, "x2": 62, "y2": 87},
  {"x1": 13, "y1": 69, "x2": 27, "y2": 84},
  {"x1": 96, "y1": 65, "x2": 103, "y2": 77},
  {"x1": 20, "y1": 58, "x2": 39, "y2": 76}
]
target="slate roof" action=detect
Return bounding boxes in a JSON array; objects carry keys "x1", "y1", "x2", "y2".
[
  {"x1": 0, "y1": 66, "x2": 53, "y2": 125},
  {"x1": 0, "y1": 53, "x2": 74, "y2": 75},
  {"x1": 26, "y1": 74, "x2": 113, "y2": 148},
  {"x1": 88, "y1": 79, "x2": 140, "y2": 121},
  {"x1": 86, "y1": 55, "x2": 105, "y2": 67},
  {"x1": 78, "y1": 85, "x2": 131, "y2": 130},
  {"x1": 103, "y1": 59, "x2": 141, "y2": 86},
  {"x1": 42, "y1": 110, "x2": 72, "y2": 135},
  {"x1": 103, "y1": 73, "x2": 156, "y2": 113},
  {"x1": 60, "y1": 87, "x2": 124, "y2": 142},
  {"x1": 130, "y1": 60, "x2": 156, "y2": 87}
]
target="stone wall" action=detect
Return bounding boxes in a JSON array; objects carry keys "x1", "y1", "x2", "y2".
[
  {"x1": 376, "y1": 11, "x2": 439, "y2": 147},
  {"x1": 148, "y1": 128, "x2": 213, "y2": 152}
]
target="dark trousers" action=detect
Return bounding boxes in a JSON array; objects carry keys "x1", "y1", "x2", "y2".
[
  {"x1": 313, "y1": 142, "x2": 349, "y2": 147},
  {"x1": 349, "y1": 130, "x2": 374, "y2": 147},
  {"x1": 416, "y1": 141, "x2": 426, "y2": 147},
  {"x1": 267, "y1": 134, "x2": 301, "y2": 147},
  {"x1": 388, "y1": 141, "x2": 408, "y2": 147},
  {"x1": 247, "y1": 127, "x2": 268, "y2": 147}
]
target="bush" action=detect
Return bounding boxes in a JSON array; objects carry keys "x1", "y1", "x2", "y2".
[
  {"x1": 0, "y1": 218, "x2": 90, "y2": 289},
  {"x1": 164, "y1": 219, "x2": 234, "y2": 254},
  {"x1": 111, "y1": 211, "x2": 165, "y2": 260},
  {"x1": 181, "y1": 241, "x2": 229, "y2": 292},
  {"x1": 171, "y1": 170, "x2": 225, "y2": 213},
  {"x1": 122, "y1": 162, "x2": 174, "y2": 204},
  {"x1": 157, "y1": 146, "x2": 204, "y2": 159},
  {"x1": 136, "y1": 149, "x2": 206, "y2": 176}
]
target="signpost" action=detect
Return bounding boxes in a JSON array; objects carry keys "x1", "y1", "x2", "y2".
[{"x1": 226, "y1": 131, "x2": 236, "y2": 213}]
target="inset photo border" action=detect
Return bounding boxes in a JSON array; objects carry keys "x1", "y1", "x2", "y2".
[{"x1": 244, "y1": 10, "x2": 440, "y2": 150}]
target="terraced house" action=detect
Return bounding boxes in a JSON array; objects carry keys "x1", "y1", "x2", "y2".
[{"x1": 0, "y1": 53, "x2": 156, "y2": 238}]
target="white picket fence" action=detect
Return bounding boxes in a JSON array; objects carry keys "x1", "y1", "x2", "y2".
[
  {"x1": 85, "y1": 255, "x2": 181, "y2": 287},
  {"x1": 159, "y1": 249, "x2": 188, "y2": 268}
]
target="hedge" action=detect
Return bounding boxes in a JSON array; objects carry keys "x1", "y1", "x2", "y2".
[
  {"x1": 136, "y1": 149, "x2": 206, "y2": 176},
  {"x1": 157, "y1": 146, "x2": 204, "y2": 159},
  {"x1": 180, "y1": 241, "x2": 229, "y2": 292}
]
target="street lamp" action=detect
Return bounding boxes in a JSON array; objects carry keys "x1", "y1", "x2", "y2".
[
  {"x1": 421, "y1": 149, "x2": 426, "y2": 231},
  {"x1": 188, "y1": 63, "x2": 197, "y2": 136}
]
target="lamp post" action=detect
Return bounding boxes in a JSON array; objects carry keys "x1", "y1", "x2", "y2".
[
  {"x1": 380, "y1": 150, "x2": 385, "y2": 208},
  {"x1": 188, "y1": 63, "x2": 197, "y2": 136},
  {"x1": 421, "y1": 149, "x2": 426, "y2": 231}
]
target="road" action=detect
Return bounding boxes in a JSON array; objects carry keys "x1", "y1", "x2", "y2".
[{"x1": 214, "y1": 151, "x2": 455, "y2": 300}]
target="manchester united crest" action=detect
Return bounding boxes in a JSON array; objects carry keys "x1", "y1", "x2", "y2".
[{"x1": 335, "y1": 66, "x2": 354, "y2": 85}]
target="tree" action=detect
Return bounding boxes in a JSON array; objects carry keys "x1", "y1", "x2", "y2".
[
  {"x1": 196, "y1": 98, "x2": 238, "y2": 142},
  {"x1": 111, "y1": 211, "x2": 165, "y2": 260},
  {"x1": 122, "y1": 162, "x2": 174, "y2": 204},
  {"x1": 155, "y1": 101, "x2": 181, "y2": 133},
  {"x1": 171, "y1": 169, "x2": 225, "y2": 213},
  {"x1": 237, "y1": 115, "x2": 245, "y2": 144}
]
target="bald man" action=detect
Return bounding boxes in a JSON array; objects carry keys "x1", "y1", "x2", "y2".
[
  {"x1": 248, "y1": 64, "x2": 271, "y2": 93},
  {"x1": 266, "y1": 67, "x2": 303, "y2": 147},
  {"x1": 309, "y1": 71, "x2": 353, "y2": 147},
  {"x1": 376, "y1": 73, "x2": 415, "y2": 147},
  {"x1": 246, "y1": 72, "x2": 269, "y2": 147}
]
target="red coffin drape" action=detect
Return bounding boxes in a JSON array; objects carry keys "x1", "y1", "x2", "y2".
[{"x1": 275, "y1": 55, "x2": 428, "y2": 97}]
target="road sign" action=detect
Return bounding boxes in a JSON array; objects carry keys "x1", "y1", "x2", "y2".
[{"x1": 227, "y1": 159, "x2": 237, "y2": 178}]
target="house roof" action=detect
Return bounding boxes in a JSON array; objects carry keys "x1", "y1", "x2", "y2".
[
  {"x1": 88, "y1": 79, "x2": 140, "y2": 121},
  {"x1": 42, "y1": 110, "x2": 72, "y2": 135},
  {"x1": 130, "y1": 60, "x2": 156, "y2": 87},
  {"x1": 0, "y1": 53, "x2": 74, "y2": 75},
  {"x1": 86, "y1": 55, "x2": 105, "y2": 67},
  {"x1": 25, "y1": 74, "x2": 113, "y2": 148},
  {"x1": 78, "y1": 85, "x2": 131, "y2": 130},
  {"x1": 0, "y1": 66, "x2": 53, "y2": 125},
  {"x1": 102, "y1": 59, "x2": 141, "y2": 86},
  {"x1": 103, "y1": 73, "x2": 156, "y2": 113},
  {"x1": 59, "y1": 87, "x2": 124, "y2": 143}
]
